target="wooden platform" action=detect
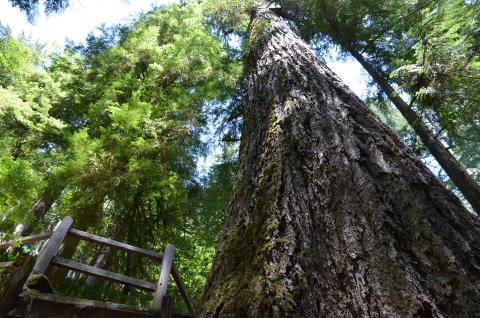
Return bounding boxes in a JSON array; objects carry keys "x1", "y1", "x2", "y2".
[{"x1": 8, "y1": 291, "x2": 192, "y2": 318}]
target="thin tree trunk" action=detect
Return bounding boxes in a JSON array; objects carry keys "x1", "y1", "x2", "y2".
[
  {"x1": 7, "y1": 186, "x2": 64, "y2": 253},
  {"x1": 13, "y1": 185, "x2": 64, "y2": 236},
  {"x1": 199, "y1": 7, "x2": 480, "y2": 318},
  {"x1": 83, "y1": 247, "x2": 110, "y2": 286},
  {"x1": 348, "y1": 49, "x2": 480, "y2": 213}
]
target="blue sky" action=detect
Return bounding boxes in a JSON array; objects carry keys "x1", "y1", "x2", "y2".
[{"x1": 0, "y1": 0, "x2": 175, "y2": 45}]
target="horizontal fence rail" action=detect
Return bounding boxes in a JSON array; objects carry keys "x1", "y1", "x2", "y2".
[
  {"x1": 0, "y1": 261, "x2": 15, "y2": 268},
  {"x1": 27, "y1": 292, "x2": 154, "y2": 316},
  {"x1": 0, "y1": 232, "x2": 52, "y2": 250},
  {"x1": 67, "y1": 227, "x2": 195, "y2": 316},
  {"x1": 52, "y1": 256, "x2": 157, "y2": 291},
  {"x1": 68, "y1": 228, "x2": 163, "y2": 260}
]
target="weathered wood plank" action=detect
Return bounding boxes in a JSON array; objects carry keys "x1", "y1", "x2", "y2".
[
  {"x1": 0, "y1": 233, "x2": 52, "y2": 250},
  {"x1": 152, "y1": 244, "x2": 175, "y2": 318},
  {"x1": 171, "y1": 264, "x2": 195, "y2": 316},
  {"x1": 32, "y1": 216, "x2": 73, "y2": 275},
  {"x1": 51, "y1": 256, "x2": 156, "y2": 292},
  {"x1": 68, "y1": 228, "x2": 163, "y2": 261},
  {"x1": 12, "y1": 291, "x2": 192, "y2": 318},
  {"x1": 0, "y1": 261, "x2": 15, "y2": 268},
  {"x1": 22, "y1": 291, "x2": 153, "y2": 316},
  {"x1": 159, "y1": 296, "x2": 174, "y2": 318}
]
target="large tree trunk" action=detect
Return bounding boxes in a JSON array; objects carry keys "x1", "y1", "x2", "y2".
[
  {"x1": 199, "y1": 7, "x2": 480, "y2": 318},
  {"x1": 347, "y1": 49, "x2": 480, "y2": 214}
]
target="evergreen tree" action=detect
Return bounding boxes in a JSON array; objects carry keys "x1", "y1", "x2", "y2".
[
  {"x1": 0, "y1": 27, "x2": 66, "y2": 237},
  {"x1": 1, "y1": 3, "x2": 241, "y2": 308},
  {"x1": 2, "y1": 0, "x2": 480, "y2": 315},
  {"x1": 43, "y1": 3, "x2": 241, "y2": 305},
  {"x1": 199, "y1": 3, "x2": 480, "y2": 316}
]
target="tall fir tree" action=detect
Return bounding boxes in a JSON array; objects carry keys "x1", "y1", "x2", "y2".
[{"x1": 199, "y1": 4, "x2": 480, "y2": 317}]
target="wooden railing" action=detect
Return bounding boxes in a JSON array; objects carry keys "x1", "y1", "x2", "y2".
[
  {"x1": 0, "y1": 216, "x2": 195, "y2": 318},
  {"x1": 0, "y1": 232, "x2": 52, "y2": 250}
]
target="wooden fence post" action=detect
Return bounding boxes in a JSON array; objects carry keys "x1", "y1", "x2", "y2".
[
  {"x1": 160, "y1": 296, "x2": 174, "y2": 318},
  {"x1": 152, "y1": 243, "x2": 175, "y2": 318},
  {"x1": 171, "y1": 264, "x2": 195, "y2": 316},
  {"x1": 31, "y1": 216, "x2": 73, "y2": 275}
]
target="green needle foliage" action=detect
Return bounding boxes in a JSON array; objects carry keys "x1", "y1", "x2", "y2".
[
  {"x1": 390, "y1": 0, "x2": 480, "y2": 184},
  {"x1": 0, "y1": 27, "x2": 66, "y2": 233},
  {"x1": 8, "y1": 0, "x2": 69, "y2": 22}
]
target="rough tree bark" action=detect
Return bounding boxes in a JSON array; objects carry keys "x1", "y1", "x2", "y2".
[
  {"x1": 347, "y1": 49, "x2": 480, "y2": 214},
  {"x1": 275, "y1": 3, "x2": 480, "y2": 214},
  {"x1": 199, "y1": 7, "x2": 480, "y2": 318}
]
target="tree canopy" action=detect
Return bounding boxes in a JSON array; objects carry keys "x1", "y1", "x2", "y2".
[{"x1": 1, "y1": 0, "x2": 479, "y2": 314}]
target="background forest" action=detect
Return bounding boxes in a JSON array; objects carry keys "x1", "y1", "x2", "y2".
[{"x1": 1, "y1": 0, "x2": 479, "y2": 313}]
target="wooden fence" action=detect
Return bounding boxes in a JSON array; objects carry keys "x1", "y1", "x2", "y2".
[{"x1": 0, "y1": 216, "x2": 195, "y2": 318}]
